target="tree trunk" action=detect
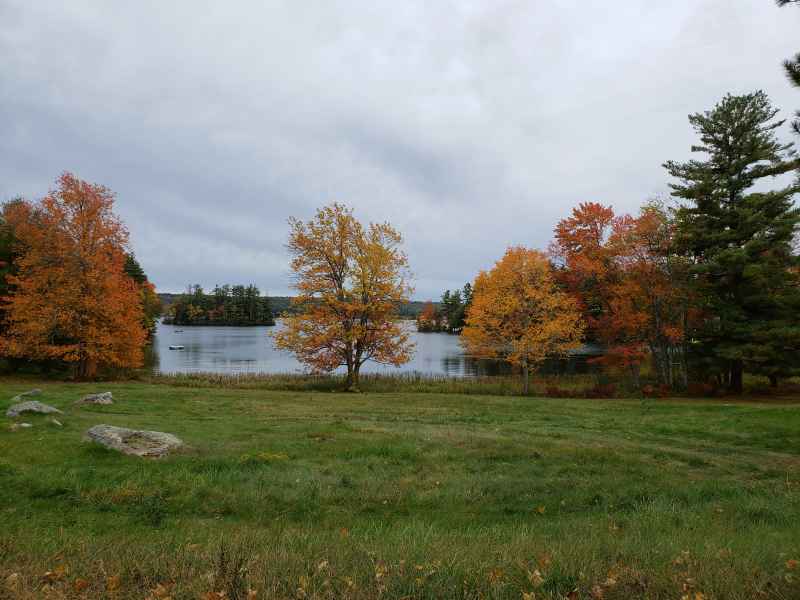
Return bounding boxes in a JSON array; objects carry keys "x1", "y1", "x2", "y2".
[
  {"x1": 729, "y1": 360, "x2": 743, "y2": 395},
  {"x1": 769, "y1": 374, "x2": 779, "y2": 388},
  {"x1": 522, "y1": 359, "x2": 529, "y2": 396},
  {"x1": 344, "y1": 341, "x2": 355, "y2": 391},
  {"x1": 630, "y1": 363, "x2": 641, "y2": 390},
  {"x1": 349, "y1": 364, "x2": 361, "y2": 392},
  {"x1": 649, "y1": 342, "x2": 663, "y2": 385}
]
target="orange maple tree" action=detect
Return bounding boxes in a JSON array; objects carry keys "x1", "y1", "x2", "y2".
[
  {"x1": 606, "y1": 204, "x2": 691, "y2": 387},
  {"x1": 273, "y1": 203, "x2": 414, "y2": 390},
  {"x1": 0, "y1": 173, "x2": 147, "y2": 378},
  {"x1": 550, "y1": 201, "x2": 617, "y2": 337},
  {"x1": 462, "y1": 247, "x2": 584, "y2": 394},
  {"x1": 552, "y1": 201, "x2": 691, "y2": 388}
]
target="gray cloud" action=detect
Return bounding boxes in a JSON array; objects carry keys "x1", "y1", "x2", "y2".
[{"x1": 1, "y1": 0, "x2": 798, "y2": 297}]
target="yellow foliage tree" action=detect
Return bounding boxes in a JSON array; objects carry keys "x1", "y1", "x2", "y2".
[
  {"x1": 462, "y1": 246, "x2": 584, "y2": 394},
  {"x1": 273, "y1": 203, "x2": 414, "y2": 390},
  {"x1": 1, "y1": 173, "x2": 147, "y2": 378}
]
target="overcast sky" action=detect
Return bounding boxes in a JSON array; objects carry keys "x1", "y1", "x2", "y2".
[{"x1": 1, "y1": 1, "x2": 798, "y2": 298}]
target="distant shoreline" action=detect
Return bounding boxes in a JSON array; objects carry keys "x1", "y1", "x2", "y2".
[{"x1": 160, "y1": 321, "x2": 276, "y2": 327}]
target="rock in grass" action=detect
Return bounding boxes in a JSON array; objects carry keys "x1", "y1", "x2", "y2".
[
  {"x1": 76, "y1": 391, "x2": 113, "y2": 405},
  {"x1": 86, "y1": 424, "x2": 183, "y2": 458},
  {"x1": 6, "y1": 400, "x2": 62, "y2": 418},
  {"x1": 9, "y1": 389, "x2": 42, "y2": 403}
]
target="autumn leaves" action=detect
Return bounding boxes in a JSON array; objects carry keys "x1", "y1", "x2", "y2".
[
  {"x1": 272, "y1": 202, "x2": 589, "y2": 393},
  {"x1": 271, "y1": 199, "x2": 586, "y2": 394},
  {"x1": 271, "y1": 200, "x2": 682, "y2": 395},
  {"x1": 461, "y1": 248, "x2": 583, "y2": 394},
  {"x1": 273, "y1": 203, "x2": 413, "y2": 391},
  {"x1": 0, "y1": 173, "x2": 147, "y2": 378}
]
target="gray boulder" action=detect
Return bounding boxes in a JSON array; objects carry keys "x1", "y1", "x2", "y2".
[
  {"x1": 9, "y1": 389, "x2": 42, "y2": 403},
  {"x1": 86, "y1": 424, "x2": 183, "y2": 458},
  {"x1": 76, "y1": 391, "x2": 113, "y2": 405},
  {"x1": 6, "y1": 400, "x2": 63, "y2": 418}
]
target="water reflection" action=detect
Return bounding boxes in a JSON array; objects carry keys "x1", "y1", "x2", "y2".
[{"x1": 148, "y1": 320, "x2": 596, "y2": 377}]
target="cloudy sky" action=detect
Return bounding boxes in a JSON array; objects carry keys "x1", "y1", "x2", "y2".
[{"x1": 1, "y1": 1, "x2": 798, "y2": 298}]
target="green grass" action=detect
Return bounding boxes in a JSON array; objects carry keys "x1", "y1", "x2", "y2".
[{"x1": 1, "y1": 379, "x2": 799, "y2": 599}]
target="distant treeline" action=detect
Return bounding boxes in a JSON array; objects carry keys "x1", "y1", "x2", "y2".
[
  {"x1": 163, "y1": 284, "x2": 275, "y2": 326},
  {"x1": 159, "y1": 293, "x2": 429, "y2": 319}
]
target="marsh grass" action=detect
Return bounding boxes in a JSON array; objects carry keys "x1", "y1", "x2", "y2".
[
  {"x1": 147, "y1": 371, "x2": 616, "y2": 397},
  {"x1": 1, "y1": 379, "x2": 799, "y2": 598}
]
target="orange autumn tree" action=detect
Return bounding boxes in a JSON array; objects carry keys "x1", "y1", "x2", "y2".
[
  {"x1": 273, "y1": 203, "x2": 414, "y2": 390},
  {"x1": 606, "y1": 203, "x2": 691, "y2": 389},
  {"x1": 1, "y1": 173, "x2": 147, "y2": 378},
  {"x1": 416, "y1": 300, "x2": 441, "y2": 332},
  {"x1": 550, "y1": 201, "x2": 617, "y2": 340},
  {"x1": 551, "y1": 201, "x2": 650, "y2": 380},
  {"x1": 462, "y1": 247, "x2": 584, "y2": 394},
  {"x1": 552, "y1": 200, "x2": 691, "y2": 389}
]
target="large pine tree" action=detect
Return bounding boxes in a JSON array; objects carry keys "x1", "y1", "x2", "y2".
[{"x1": 665, "y1": 91, "x2": 800, "y2": 392}]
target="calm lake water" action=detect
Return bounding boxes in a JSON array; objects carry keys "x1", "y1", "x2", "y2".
[{"x1": 149, "y1": 320, "x2": 511, "y2": 377}]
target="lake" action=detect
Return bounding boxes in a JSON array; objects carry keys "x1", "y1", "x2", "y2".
[{"x1": 149, "y1": 320, "x2": 513, "y2": 377}]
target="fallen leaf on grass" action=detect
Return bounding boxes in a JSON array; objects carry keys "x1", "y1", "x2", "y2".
[
  {"x1": 487, "y1": 567, "x2": 504, "y2": 584},
  {"x1": 787, "y1": 559, "x2": 798, "y2": 570},
  {"x1": 42, "y1": 565, "x2": 68, "y2": 582},
  {"x1": 5, "y1": 573, "x2": 20, "y2": 590},
  {"x1": 537, "y1": 553, "x2": 552, "y2": 569},
  {"x1": 106, "y1": 575, "x2": 121, "y2": 592},
  {"x1": 146, "y1": 582, "x2": 174, "y2": 599},
  {"x1": 72, "y1": 577, "x2": 89, "y2": 593}
]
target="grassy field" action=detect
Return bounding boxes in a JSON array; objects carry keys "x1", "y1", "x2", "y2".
[{"x1": 1, "y1": 379, "x2": 799, "y2": 599}]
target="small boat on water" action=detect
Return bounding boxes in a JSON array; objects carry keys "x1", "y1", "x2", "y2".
[
  {"x1": 169, "y1": 345, "x2": 185, "y2": 350},
  {"x1": 174, "y1": 330, "x2": 184, "y2": 333}
]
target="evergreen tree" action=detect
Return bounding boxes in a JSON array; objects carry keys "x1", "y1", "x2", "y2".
[
  {"x1": 777, "y1": 0, "x2": 800, "y2": 133},
  {"x1": 462, "y1": 282, "x2": 473, "y2": 306},
  {"x1": 124, "y1": 254, "x2": 147, "y2": 284},
  {"x1": 167, "y1": 283, "x2": 274, "y2": 326},
  {"x1": 122, "y1": 253, "x2": 161, "y2": 336},
  {"x1": 439, "y1": 288, "x2": 468, "y2": 332},
  {"x1": 664, "y1": 91, "x2": 800, "y2": 392}
]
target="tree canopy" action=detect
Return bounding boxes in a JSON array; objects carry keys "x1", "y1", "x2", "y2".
[
  {"x1": 0, "y1": 173, "x2": 147, "y2": 378},
  {"x1": 462, "y1": 247, "x2": 584, "y2": 394},
  {"x1": 273, "y1": 203, "x2": 413, "y2": 390},
  {"x1": 665, "y1": 91, "x2": 800, "y2": 392}
]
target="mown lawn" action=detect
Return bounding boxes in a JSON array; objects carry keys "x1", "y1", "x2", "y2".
[{"x1": 1, "y1": 380, "x2": 799, "y2": 599}]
